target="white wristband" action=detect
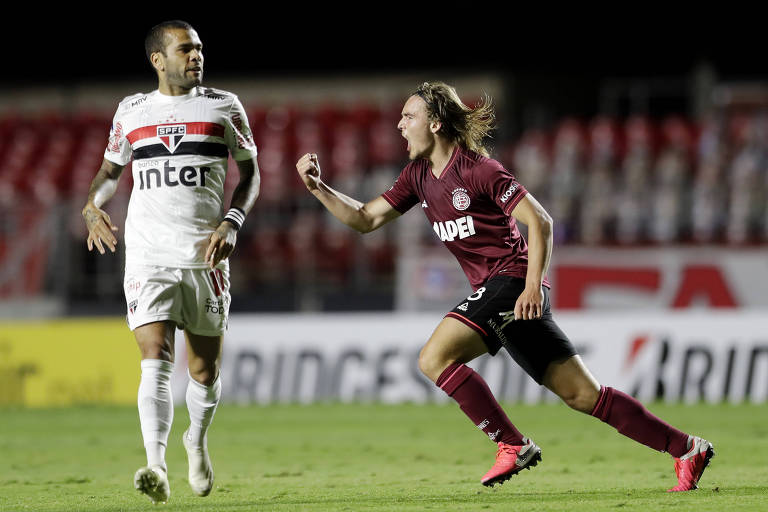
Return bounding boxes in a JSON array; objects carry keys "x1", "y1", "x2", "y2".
[{"x1": 223, "y1": 207, "x2": 245, "y2": 230}]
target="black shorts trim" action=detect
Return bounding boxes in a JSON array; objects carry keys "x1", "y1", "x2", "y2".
[{"x1": 446, "y1": 275, "x2": 578, "y2": 384}]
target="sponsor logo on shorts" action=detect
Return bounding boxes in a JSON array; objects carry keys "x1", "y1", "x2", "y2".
[
  {"x1": 125, "y1": 278, "x2": 140, "y2": 294},
  {"x1": 457, "y1": 302, "x2": 469, "y2": 312},
  {"x1": 498, "y1": 310, "x2": 516, "y2": 329},
  {"x1": 205, "y1": 298, "x2": 225, "y2": 315},
  {"x1": 487, "y1": 318, "x2": 508, "y2": 346},
  {"x1": 128, "y1": 300, "x2": 138, "y2": 315}
]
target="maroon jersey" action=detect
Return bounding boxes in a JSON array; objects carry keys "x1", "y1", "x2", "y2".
[{"x1": 382, "y1": 146, "x2": 549, "y2": 290}]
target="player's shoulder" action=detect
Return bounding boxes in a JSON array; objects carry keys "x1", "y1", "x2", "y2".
[
  {"x1": 402, "y1": 157, "x2": 429, "y2": 177},
  {"x1": 458, "y1": 147, "x2": 505, "y2": 175},
  {"x1": 115, "y1": 91, "x2": 153, "y2": 113},
  {"x1": 197, "y1": 86, "x2": 238, "y2": 103}
]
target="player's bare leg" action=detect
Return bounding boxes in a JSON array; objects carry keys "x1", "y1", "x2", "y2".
[
  {"x1": 543, "y1": 355, "x2": 714, "y2": 491},
  {"x1": 182, "y1": 331, "x2": 222, "y2": 497},
  {"x1": 133, "y1": 321, "x2": 175, "y2": 503},
  {"x1": 541, "y1": 355, "x2": 600, "y2": 413},
  {"x1": 419, "y1": 317, "x2": 541, "y2": 486}
]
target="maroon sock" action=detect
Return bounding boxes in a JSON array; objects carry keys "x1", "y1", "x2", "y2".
[
  {"x1": 436, "y1": 363, "x2": 525, "y2": 445},
  {"x1": 590, "y1": 386, "x2": 690, "y2": 457}
]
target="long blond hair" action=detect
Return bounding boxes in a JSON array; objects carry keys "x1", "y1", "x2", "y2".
[{"x1": 413, "y1": 81, "x2": 495, "y2": 157}]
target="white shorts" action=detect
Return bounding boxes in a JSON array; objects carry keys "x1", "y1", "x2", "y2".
[{"x1": 123, "y1": 263, "x2": 231, "y2": 336}]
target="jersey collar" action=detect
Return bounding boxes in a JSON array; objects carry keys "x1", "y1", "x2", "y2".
[
  {"x1": 154, "y1": 86, "x2": 199, "y2": 103},
  {"x1": 430, "y1": 145, "x2": 460, "y2": 180}
]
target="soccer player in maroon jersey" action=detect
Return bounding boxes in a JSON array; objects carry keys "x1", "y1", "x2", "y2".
[{"x1": 296, "y1": 81, "x2": 714, "y2": 491}]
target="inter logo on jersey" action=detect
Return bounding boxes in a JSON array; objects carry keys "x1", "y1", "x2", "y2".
[{"x1": 157, "y1": 124, "x2": 187, "y2": 153}]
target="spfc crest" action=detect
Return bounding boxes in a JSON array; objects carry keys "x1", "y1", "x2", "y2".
[
  {"x1": 157, "y1": 124, "x2": 187, "y2": 153},
  {"x1": 128, "y1": 300, "x2": 138, "y2": 315}
]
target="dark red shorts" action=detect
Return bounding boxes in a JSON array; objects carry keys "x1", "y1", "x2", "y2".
[{"x1": 446, "y1": 275, "x2": 578, "y2": 384}]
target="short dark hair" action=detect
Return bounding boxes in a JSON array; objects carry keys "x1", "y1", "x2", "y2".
[{"x1": 144, "y1": 20, "x2": 195, "y2": 62}]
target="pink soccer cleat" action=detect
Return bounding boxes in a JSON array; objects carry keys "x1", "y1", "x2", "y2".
[
  {"x1": 481, "y1": 437, "x2": 542, "y2": 487},
  {"x1": 668, "y1": 436, "x2": 715, "y2": 492}
]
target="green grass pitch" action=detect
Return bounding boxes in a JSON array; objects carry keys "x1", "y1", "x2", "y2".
[{"x1": 1, "y1": 402, "x2": 767, "y2": 511}]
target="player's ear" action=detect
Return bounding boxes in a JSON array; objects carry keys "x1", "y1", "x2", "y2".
[
  {"x1": 150, "y1": 52, "x2": 165, "y2": 73},
  {"x1": 430, "y1": 120, "x2": 442, "y2": 134}
]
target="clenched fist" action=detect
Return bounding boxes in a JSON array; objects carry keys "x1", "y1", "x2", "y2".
[{"x1": 296, "y1": 153, "x2": 322, "y2": 191}]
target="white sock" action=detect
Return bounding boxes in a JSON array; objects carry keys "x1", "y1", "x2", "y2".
[
  {"x1": 138, "y1": 359, "x2": 174, "y2": 471},
  {"x1": 185, "y1": 371, "x2": 221, "y2": 446}
]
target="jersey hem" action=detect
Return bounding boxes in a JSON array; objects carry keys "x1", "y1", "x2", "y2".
[
  {"x1": 124, "y1": 260, "x2": 229, "y2": 271},
  {"x1": 380, "y1": 192, "x2": 408, "y2": 213},
  {"x1": 104, "y1": 153, "x2": 129, "y2": 167}
]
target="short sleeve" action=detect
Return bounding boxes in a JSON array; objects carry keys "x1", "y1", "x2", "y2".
[
  {"x1": 103, "y1": 110, "x2": 132, "y2": 166},
  {"x1": 225, "y1": 96, "x2": 258, "y2": 161},
  {"x1": 381, "y1": 164, "x2": 420, "y2": 214},
  {"x1": 475, "y1": 160, "x2": 527, "y2": 215}
]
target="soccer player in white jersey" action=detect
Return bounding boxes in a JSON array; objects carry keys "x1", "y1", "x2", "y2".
[{"x1": 81, "y1": 20, "x2": 260, "y2": 504}]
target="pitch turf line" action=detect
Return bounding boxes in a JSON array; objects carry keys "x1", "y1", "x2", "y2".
[{"x1": 0, "y1": 403, "x2": 766, "y2": 511}]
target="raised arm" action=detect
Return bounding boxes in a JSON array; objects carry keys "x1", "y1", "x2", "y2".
[
  {"x1": 296, "y1": 153, "x2": 401, "y2": 233},
  {"x1": 510, "y1": 193, "x2": 553, "y2": 320},
  {"x1": 81, "y1": 158, "x2": 126, "y2": 254},
  {"x1": 205, "y1": 156, "x2": 261, "y2": 269}
]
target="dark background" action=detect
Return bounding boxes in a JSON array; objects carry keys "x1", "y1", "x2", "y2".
[
  {"x1": 6, "y1": 8, "x2": 764, "y2": 89},
  {"x1": 5, "y1": 7, "x2": 764, "y2": 130}
]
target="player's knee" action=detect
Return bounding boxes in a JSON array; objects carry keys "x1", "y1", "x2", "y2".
[
  {"x1": 560, "y1": 386, "x2": 600, "y2": 413},
  {"x1": 139, "y1": 345, "x2": 173, "y2": 362},
  {"x1": 189, "y1": 365, "x2": 218, "y2": 386},
  {"x1": 418, "y1": 345, "x2": 446, "y2": 383}
]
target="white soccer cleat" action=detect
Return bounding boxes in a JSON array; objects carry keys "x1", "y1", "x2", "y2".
[
  {"x1": 183, "y1": 429, "x2": 214, "y2": 496},
  {"x1": 134, "y1": 465, "x2": 170, "y2": 504}
]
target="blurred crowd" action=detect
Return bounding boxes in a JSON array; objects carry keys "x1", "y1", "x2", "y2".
[
  {"x1": 1, "y1": 101, "x2": 767, "y2": 308},
  {"x1": 506, "y1": 112, "x2": 768, "y2": 246}
]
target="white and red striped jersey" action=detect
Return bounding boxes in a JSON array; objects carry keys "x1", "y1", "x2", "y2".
[{"x1": 104, "y1": 86, "x2": 258, "y2": 268}]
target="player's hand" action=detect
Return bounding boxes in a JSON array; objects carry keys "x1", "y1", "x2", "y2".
[
  {"x1": 205, "y1": 222, "x2": 237, "y2": 269},
  {"x1": 82, "y1": 202, "x2": 118, "y2": 254},
  {"x1": 296, "y1": 153, "x2": 322, "y2": 191},
  {"x1": 514, "y1": 285, "x2": 543, "y2": 320}
]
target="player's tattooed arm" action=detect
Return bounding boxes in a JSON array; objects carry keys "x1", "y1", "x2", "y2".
[
  {"x1": 228, "y1": 157, "x2": 260, "y2": 217},
  {"x1": 82, "y1": 159, "x2": 125, "y2": 254},
  {"x1": 205, "y1": 157, "x2": 260, "y2": 269}
]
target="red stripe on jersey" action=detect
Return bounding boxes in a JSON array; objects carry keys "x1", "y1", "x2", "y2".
[
  {"x1": 445, "y1": 312, "x2": 488, "y2": 337},
  {"x1": 126, "y1": 122, "x2": 225, "y2": 144}
]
